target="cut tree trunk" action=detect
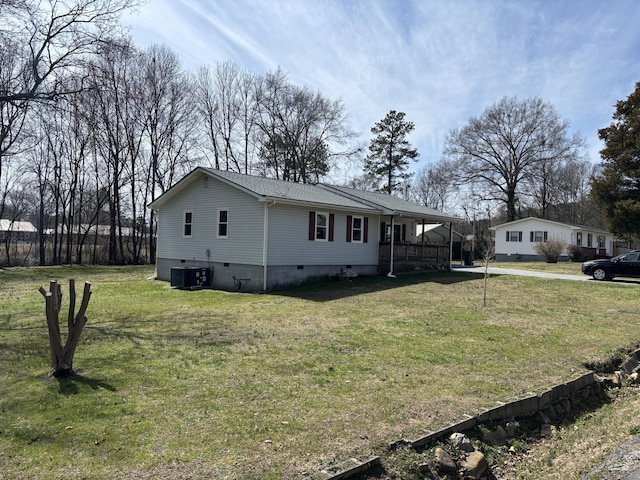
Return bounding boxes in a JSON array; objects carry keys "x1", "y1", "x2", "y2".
[{"x1": 38, "y1": 279, "x2": 92, "y2": 378}]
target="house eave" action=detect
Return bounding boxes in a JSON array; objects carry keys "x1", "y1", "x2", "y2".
[{"x1": 258, "y1": 196, "x2": 378, "y2": 214}]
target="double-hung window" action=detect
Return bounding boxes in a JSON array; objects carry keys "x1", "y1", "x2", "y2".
[
  {"x1": 308, "y1": 211, "x2": 335, "y2": 242},
  {"x1": 352, "y1": 216, "x2": 363, "y2": 243},
  {"x1": 346, "y1": 215, "x2": 368, "y2": 243},
  {"x1": 530, "y1": 231, "x2": 548, "y2": 242},
  {"x1": 506, "y1": 230, "x2": 522, "y2": 242},
  {"x1": 183, "y1": 211, "x2": 193, "y2": 237},
  {"x1": 316, "y1": 212, "x2": 328, "y2": 241},
  {"x1": 217, "y1": 209, "x2": 229, "y2": 238}
]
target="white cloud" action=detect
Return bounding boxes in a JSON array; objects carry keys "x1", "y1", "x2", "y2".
[{"x1": 124, "y1": 0, "x2": 640, "y2": 169}]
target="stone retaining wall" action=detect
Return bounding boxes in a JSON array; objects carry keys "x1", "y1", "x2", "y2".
[{"x1": 390, "y1": 371, "x2": 596, "y2": 450}]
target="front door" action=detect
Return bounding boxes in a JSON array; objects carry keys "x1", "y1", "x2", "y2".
[{"x1": 394, "y1": 224, "x2": 402, "y2": 243}]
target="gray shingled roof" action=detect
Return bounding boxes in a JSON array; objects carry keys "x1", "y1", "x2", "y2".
[
  {"x1": 202, "y1": 169, "x2": 377, "y2": 211},
  {"x1": 320, "y1": 184, "x2": 460, "y2": 222},
  {"x1": 150, "y1": 168, "x2": 459, "y2": 222}
]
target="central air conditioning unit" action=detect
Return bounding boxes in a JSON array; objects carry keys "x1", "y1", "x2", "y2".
[{"x1": 170, "y1": 267, "x2": 211, "y2": 290}]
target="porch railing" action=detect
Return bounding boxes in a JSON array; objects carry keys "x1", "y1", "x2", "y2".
[{"x1": 378, "y1": 242, "x2": 450, "y2": 274}]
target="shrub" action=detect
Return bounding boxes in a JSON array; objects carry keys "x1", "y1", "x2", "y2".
[
  {"x1": 533, "y1": 239, "x2": 566, "y2": 263},
  {"x1": 566, "y1": 244, "x2": 583, "y2": 262}
]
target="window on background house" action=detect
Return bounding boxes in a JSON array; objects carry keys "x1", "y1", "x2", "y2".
[
  {"x1": 183, "y1": 211, "x2": 193, "y2": 237},
  {"x1": 598, "y1": 235, "x2": 606, "y2": 248},
  {"x1": 530, "y1": 231, "x2": 548, "y2": 242},
  {"x1": 217, "y1": 209, "x2": 228, "y2": 238},
  {"x1": 576, "y1": 232, "x2": 582, "y2": 246},
  {"x1": 506, "y1": 230, "x2": 522, "y2": 242},
  {"x1": 587, "y1": 233, "x2": 593, "y2": 247}
]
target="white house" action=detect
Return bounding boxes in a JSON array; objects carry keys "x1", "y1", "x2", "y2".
[
  {"x1": 149, "y1": 168, "x2": 459, "y2": 291},
  {"x1": 0, "y1": 219, "x2": 37, "y2": 242},
  {"x1": 490, "y1": 217, "x2": 614, "y2": 262}
]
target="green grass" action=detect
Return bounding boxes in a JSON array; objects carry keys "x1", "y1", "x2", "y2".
[
  {"x1": 1, "y1": 265, "x2": 640, "y2": 479},
  {"x1": 490, "y1": 260, "x2": 585, "y2": 275}
]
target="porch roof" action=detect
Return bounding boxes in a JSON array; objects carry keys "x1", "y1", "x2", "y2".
[{"x1": 319, "y1": 185, "x2": 460, "y2": 223}]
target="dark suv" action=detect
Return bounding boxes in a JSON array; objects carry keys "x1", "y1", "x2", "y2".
[{"x1": 582, "y1": 250, "x2": 640, "y2": 280}]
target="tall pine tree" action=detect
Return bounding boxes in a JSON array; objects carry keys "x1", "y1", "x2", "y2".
[
  {"x1": 591, "y1": 82, "x2": 640, "y2": 238},
  {"x1": 364, "y1": 110, "x2": 419, "y2": 194}
]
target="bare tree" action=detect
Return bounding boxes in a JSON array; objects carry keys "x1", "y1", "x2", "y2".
[
  {"x1": 0, "y1": 0, "x2": 139, "y2": 265},
  {"x1": 0, "y1": 0, "x2": 138, "y2": 104},
  {"x1": 86, "y1": 39, "x2": 140, "y2": 264},
  {"x1": 554, "y1": 160, "x2": 601, "y2": 226},
  {"x1": 481, "y1": 241, "x2": 495, "y2": 307},
  {"x1": 139, "y1": 44, "x2": 197, "y2": 263},
  {"x1": 256, "y1": 68, "x2": 355, "y2": 183},
  {"x1": 443, "y1": 96, "x2": 585, "y2": 222},
  {"x1": 412, "y1": 160, "x2": 457, "y2": 212},
  {"x1": 195, "y1": 61, "x2": 255, "y2": 172},
  {"x1": 236, "y1": 70, "x2": 261, "y2": 174},
  {"x1": 0, "y1": 168, "x2": 30, "y2": 265}
]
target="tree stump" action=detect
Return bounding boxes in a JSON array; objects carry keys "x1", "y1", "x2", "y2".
[{"x1": 38, "y1": 279, "x2": 92, "y2": 377}]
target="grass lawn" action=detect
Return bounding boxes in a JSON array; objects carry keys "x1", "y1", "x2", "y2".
[
  {"x1": 490, "y1": 261, "x2": 585, "y2": 275},
  {"x1": 1, "y1": 265, "x2": 640, "y2": 479}
]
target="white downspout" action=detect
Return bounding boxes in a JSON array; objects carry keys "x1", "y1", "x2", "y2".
[
  {"x1": 262, "y1": 201, "x2": 273, "y2": 291},
  {"x1": 387, "y1": 215, "x2": 396, "y2": 278},
  {"x1": 153, "y1": 209, "x2": 159, "y2": 279},
  {"x1": 448, "y1": 221, "x2": 454, "y2": 270}
]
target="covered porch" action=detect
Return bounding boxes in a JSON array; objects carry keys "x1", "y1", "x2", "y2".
[
  {"x1": 377, "y1": 220, "x2": 463, "y2": 275},
  {"x1": 378, "y1": 243, "x2": 454, "y2": 274}
]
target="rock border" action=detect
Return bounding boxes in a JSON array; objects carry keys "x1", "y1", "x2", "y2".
[
  {"x1": 389, "y1": 371, "x2": 596, "y2": 451},
  {"x1": 304, "y1": 456, "x2": 381, "y2": 480},
  {"x1": 308, "y1": 348, "x2": 640, "y2": 479}
]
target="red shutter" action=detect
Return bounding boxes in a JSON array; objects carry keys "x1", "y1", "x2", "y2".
[
  {"x1": 506, "y1": 231, "x2": 510, "y2": 242},
  {"x1": 328, "y1": 213, "x2": 334, "y2": 242},
  {"x1": 380, "y1": 222, "x2": 386, "y2": 242},
  {"x1": 309, "y1": 211, "x2": 315, "y2": 241},
  {"x1": 363, "y1": 217, "x2": 369, "y2": 243},
  {"x1": 346, "y1": 215, "x2": 352, "y2": 242},
  {"x1": 518, "y1": 231, "x2": 522, "y2": 242},
  {"x1": 402, "y1": 224, "x2": 406, "y2": 242}
]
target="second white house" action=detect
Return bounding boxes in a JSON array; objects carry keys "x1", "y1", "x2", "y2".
[{"x1": 490, "y1": 217, "x2": 614, "y2": 262}]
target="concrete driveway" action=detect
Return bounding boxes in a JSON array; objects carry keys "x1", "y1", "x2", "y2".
[{"x1": 452, "y1": 265, "x2": 590, "y2": 281}]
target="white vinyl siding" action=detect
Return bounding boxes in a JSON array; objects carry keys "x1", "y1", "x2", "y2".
[
  {"x1": 155, "y1": 173, "x2": 263, "y2": 265},
  {"x1": 267, "y1": 204, "x2": 378, "y2": 266},
  {"x1": 493, "y1": 218, "x2": 614, "y2": 258}
]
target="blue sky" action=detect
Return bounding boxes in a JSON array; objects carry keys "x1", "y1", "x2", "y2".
[{"x1": 124, "y1": 0, "x2": 640, "y2": 181}]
